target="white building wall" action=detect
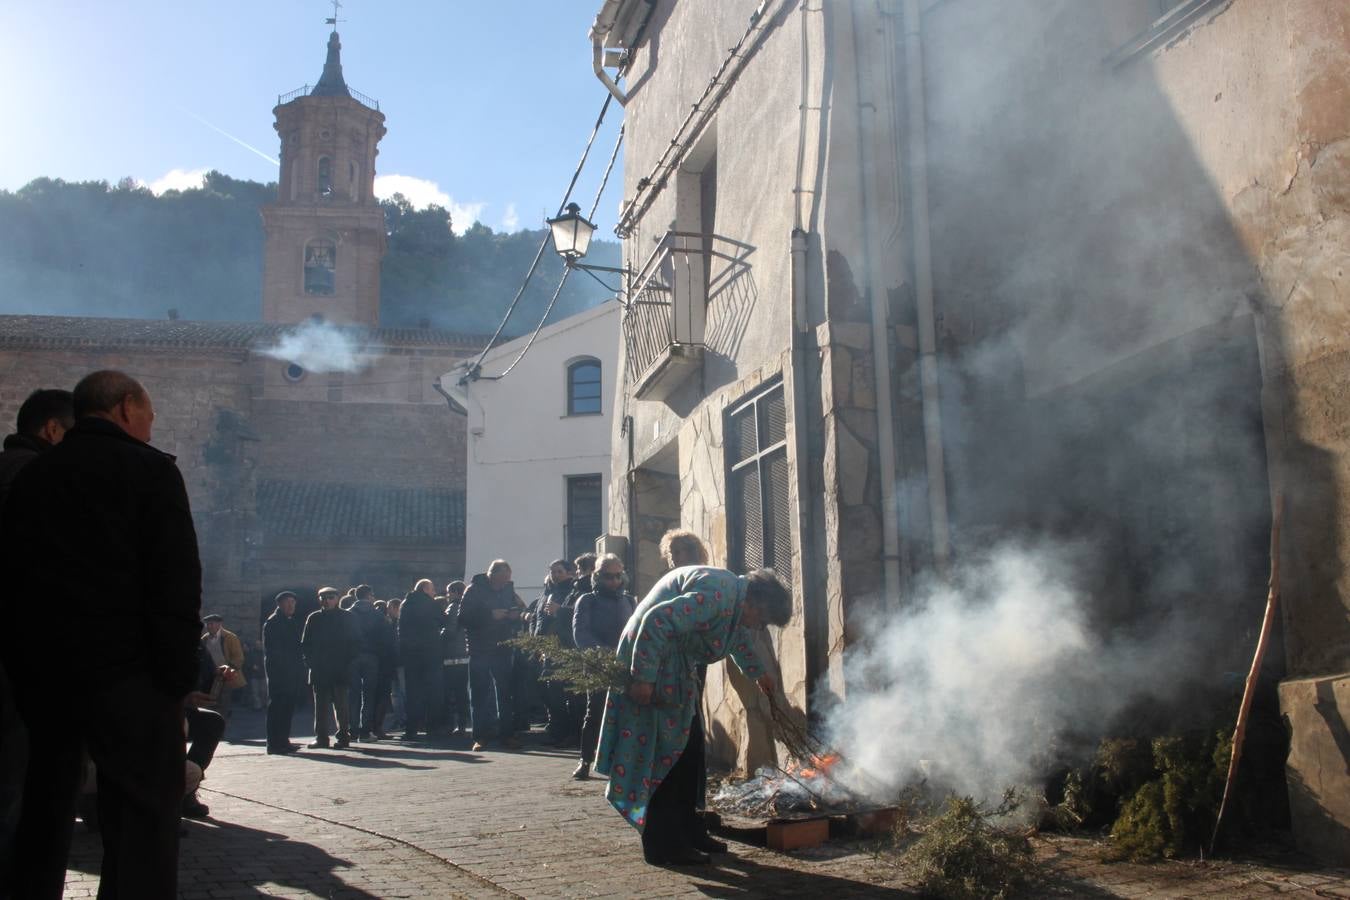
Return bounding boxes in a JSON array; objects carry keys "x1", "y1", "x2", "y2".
[{"x1": 451, "y1": 301, "x2": 619, "y2": 597}]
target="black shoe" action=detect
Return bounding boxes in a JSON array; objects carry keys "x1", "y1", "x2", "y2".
[
  {"x1": 373, "y1": 731, "x2": 390, "y2": 740},
  {"x1": 691, "y1": 834, "x2": 728, "y2": 854},
  {"x1": 181, "y1": 794, "x2": 210, "y2": 819},
  {"x1": 571, "y1": 760, "x2": 590, "y2": 780},
  {"x1": 399, "y1": 731, "x2": 421, "y2": 742},
  {"x1": 332, "y1": 738, "x2": 351, "y2": 749},
  {"x1": 267, "y1": 745, "x2": 300, "y2": 755},
  {"x1": 357, "y1": 731, "x2": 374, "y2": 741},
  {"x1": 306, "y1": 739, "x2": 330, "y2": 749}
]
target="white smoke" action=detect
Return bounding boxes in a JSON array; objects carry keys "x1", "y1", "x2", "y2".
[
  {"x1": 821, "y1": 542, "x2": 1203, "y2": 804},
  {"x1": 257, "y1": 321, "x2": 369, "y2": 374}
]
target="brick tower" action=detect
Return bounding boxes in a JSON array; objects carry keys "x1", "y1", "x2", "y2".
[{"x1": 261, "y1": 31, "x2": 386, "y2": 325}]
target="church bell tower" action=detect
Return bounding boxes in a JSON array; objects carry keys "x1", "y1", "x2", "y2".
[{"x1": 261, "y1": 31, "x2": 386, "y2": 326}]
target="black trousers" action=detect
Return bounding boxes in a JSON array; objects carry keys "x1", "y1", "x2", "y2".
[
  {"x1": 185, "y1": 706, "x2": 225, "y2": 771},
  {"x1": 469, "y1": 648, "x2": 515, "y2": 743},
  {"x1": 543, "y1": 678, "x2": 579, "y2": 740},
  {"x1": 266, "y1": 686, "x2": 298, "y2": 750},
  {"x1": 579, "y1": 689, "x2": 605, "y2": 763},
  {"x1": 312, "y1": 681, "x2": 350, "y2": 742},
  {"x1": 443, "y1": 663, "x2": 470, "y2": 731},
  {"x1": 642, "y1": 711, "x2": 705, "y2": 861},
  {"x1": 10, "y1": 673, "x2": 183, "y2": 900},
  {"x1": 403, "y1": 657, "x2": 445, "y2": 735}
]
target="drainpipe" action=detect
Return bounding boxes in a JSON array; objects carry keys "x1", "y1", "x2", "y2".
[
  {"x1": 851, "y1": 4, "x2": 903, "y2": 605},
  {"x1": 902, "y1": 0, "x2": 951, "y2": 571}
]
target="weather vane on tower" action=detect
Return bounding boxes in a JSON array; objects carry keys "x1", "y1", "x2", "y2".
[{"x1": 325, "y1": 0, "x2": 345, "y2": 31}]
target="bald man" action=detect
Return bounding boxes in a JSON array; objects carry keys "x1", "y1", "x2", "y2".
[{"x1": 0, "y1": 370, "x2": 202, "y2": 899}]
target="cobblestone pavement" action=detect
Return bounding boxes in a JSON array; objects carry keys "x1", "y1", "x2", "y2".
[{"x1": 64, "y1": 710, "x2": 1350, "y2": 898}]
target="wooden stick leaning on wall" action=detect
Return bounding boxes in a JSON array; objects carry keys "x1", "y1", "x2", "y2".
[{"x1": 1210, "y1": 493, "x2": 1283, "y2": 857}]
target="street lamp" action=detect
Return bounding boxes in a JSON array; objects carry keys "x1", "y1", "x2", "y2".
[
  {"x1": 547, "y1": 202, "x2": 596, "y2": 262},
  {"x1": 546, "y1": 202, "x2": 629, "y2": 293}
]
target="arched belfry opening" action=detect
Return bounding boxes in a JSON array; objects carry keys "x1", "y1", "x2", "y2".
[{"x1": 260, "y1": 30, "x2": 386, "y2": 326}]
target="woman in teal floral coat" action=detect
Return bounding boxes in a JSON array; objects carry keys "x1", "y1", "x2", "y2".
[{"x1": 594, "y1": 565, "x2": 791, "y2": 865}]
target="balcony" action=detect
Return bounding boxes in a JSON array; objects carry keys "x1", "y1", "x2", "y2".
[{"x1": 623, "y1": 230, "x2": 753, "y2": 403}]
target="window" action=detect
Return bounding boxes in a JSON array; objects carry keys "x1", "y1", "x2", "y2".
[
  {"x1": 317, "y1": 156, "x2": 332, "y2": 196},
  {"x1": 284, "y1": 362, "x2": 305, "y2": 382},
  {"x1": 727, "y1": 380, "x2": 791, "y2": 578},
  {"x1": 567, "y1": 358, "x2": 602, "y2": 415},
  {"x1": 304, "y1": 239, "x2": 336, "y2": 295},
  {"x1": 566, "y1": 475, "x2": 603, "y2": 560}
]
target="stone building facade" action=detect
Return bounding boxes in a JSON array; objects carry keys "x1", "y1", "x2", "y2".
[
  {"x1": 592, "y1": 0, "x2": 1350, "y2": 861},
  {"x1": 0, "y1": 31, "x2": 482, "y2": 633}
]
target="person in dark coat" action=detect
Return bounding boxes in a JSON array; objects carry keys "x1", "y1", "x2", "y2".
[
  {"x1": 372, "y1": 600, "x2": 398, "y2": 737},
  {"x1": 262, "y1": 591, "x2": 305, "y2": 754},
  {"x1": 346, "y1": 584, "x2": 385, "y2": 740},
  {"x1": 533, "y1": 559, "x2": 580, "y2": 744},
  {"x1": 459, "y1": 560, "x2": 526, "y2": 750},
  {"x1": 398, "y1": 579, "x2": 447, "y2": 741},
  {"x1": 0, "y1": 371, "x2": 201, "y2": 900},
  {"x1": 570, "y1": 553, "x2": 638, "y2": 780},
  {"x1": 441, "y1": 582, "x2": 471, "y2": 734},
  {"x1": 301, "y1": 587, "x2": 356, "y2": 749},
  {"x1": 0, "y1": 388, "x2": 73, "y2": 890},
  {"x1": 0, "y1": 388, "x2": 74, "y2": 516}
]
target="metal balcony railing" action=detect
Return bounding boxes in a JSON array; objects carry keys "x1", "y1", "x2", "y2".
[
  {"x1": 276, "y1": 84, "x2": 380, "y2": 111},
  {"x1": 622, "y1": 230, "x2": 754, "y2": 391}
]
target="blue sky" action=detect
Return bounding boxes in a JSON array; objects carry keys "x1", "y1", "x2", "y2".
[{"x1": 0, "y1": 1, "x2": 624, "y2": 235}]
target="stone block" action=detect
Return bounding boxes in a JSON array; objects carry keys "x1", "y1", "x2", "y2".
[{"x1": 1279, "y1": 672, "x2": 1350, "y2": 865}]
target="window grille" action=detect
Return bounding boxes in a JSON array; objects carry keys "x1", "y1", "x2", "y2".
[
  {"x1": 566, "y1": 474, "x2": 603, "y2": 561},
  {"x1": 727, "y1": 381, "x2": 791, "y2": 579}
]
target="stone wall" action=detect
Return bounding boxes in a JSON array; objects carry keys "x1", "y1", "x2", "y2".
[{"x1": 0, "y1": 336, "x2": 472, "y2": 644}]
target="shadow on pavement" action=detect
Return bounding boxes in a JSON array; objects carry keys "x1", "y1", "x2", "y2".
[
  {"x1": 354, "y1": 746, "x2": 489, "y2": 764},
  {"x1": 688, "y1": 854, "x2": 918, "y2": 897},
  {"x1": 67, "y1": 818, "x2": 383, "y2": 899},
  {"x1": 285, "y1": 752, "x2": 439, "y2": 771}
]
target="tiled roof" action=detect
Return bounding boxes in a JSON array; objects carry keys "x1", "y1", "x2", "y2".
[
  {"x1": 0, "y1": 315, "x2": 489, "y2": 351},
  {"x1": 257, "y1": 479, "x2": 465, "y2": 543}
]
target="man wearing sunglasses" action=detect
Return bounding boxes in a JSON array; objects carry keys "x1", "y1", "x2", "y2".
[{"x1": 570, "y1": 554, "x2": 636, "y2": 780}]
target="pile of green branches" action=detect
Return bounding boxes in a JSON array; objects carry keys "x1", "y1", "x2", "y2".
[
  {"x1": 898, "y1": 789, "x2": 1041, "y2": 900},
  {"x1": 505, "y1": 635, "x2": 629, "y2": 694},
  {"x1": 1106, "y1": 731, "x2": 1231, "y2": 861}
]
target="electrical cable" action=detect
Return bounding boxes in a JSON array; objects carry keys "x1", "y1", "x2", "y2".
[
  {"x1": 463, "y1": 91, "x2": 616, "y2": 382},
  {"x1": 474, "y1": 121, "x2": 626, "y2": 381}
]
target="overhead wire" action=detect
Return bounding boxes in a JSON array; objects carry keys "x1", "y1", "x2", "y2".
[
  {"x1": 463, "y1": 90, "x2": 616, "y2": 383},
  {"x1": 478, "y1": 121, "x2": 626, "y2": 381}
]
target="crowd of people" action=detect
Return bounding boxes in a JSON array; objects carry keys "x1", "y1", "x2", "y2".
[{"x1": 0, "y1": 373, "x2": 794, "y2": 896}]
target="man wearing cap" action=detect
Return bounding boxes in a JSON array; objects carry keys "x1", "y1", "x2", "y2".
[
  {"x1": 262, "y1": 592, "x2": 305, "y2": 754},
  {"x1": 200, "y1": 614, "x2": 245, "y2": 720},
  {"x1": 301, "y1": 587, "x2": 356, "y2": 749}
]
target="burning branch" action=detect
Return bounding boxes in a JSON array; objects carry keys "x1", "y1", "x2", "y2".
[{"x1": 1209, "y1": 493, "x2": 1282, "y2": 856}]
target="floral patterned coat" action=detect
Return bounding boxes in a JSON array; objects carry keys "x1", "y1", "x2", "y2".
[{"x1": 593, "y1": 566, "x2": 766, "y2": 831}]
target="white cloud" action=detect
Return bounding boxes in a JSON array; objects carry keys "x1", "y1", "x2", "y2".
[
  {"x1": 501, "y1": 202, "x2": 519, "y2": 232},
  {"x1": 147, "y1": 168, "x2": 208, "y2": 194},
  {"x1": 374, "y1": 174, "x2": 486, "y2": 235}
]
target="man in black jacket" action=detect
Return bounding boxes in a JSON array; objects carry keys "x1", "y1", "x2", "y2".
[
  {"x1": 459, "y1": 560, "x2": 525, "y2": 751},
  {"x1": 0, "y1": 388, "x2": 73, "y2": 890},
  {"x1": 1, "y1": 371, "x2": 201, "y2": 899},
  {"x1": 533, "y1": 559, "x2": 579, "y2": 744},
  {"x1": 346, "y1": 584, "x2": 385, "y2": 741},
  {"x1": 262, "y1": 591, "x2": 304, "y2": 754},
  {"x1": 398, "y1": 579, "x2": 447, "y2": 741},
  {"x1": 570, "y1": 553, "x2": 637, "y2": 780},
  {"x1": 302, "y1": 587, "x2": 356, "y2": 749}
]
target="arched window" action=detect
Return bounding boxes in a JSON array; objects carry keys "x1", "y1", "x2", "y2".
[
  {"x1": 304, "y1": 239, "x2": 336, "y2": 295},
  {"x1": 317, "y1": 156, "x2": 332, "y2": 197},
  {"x1": 567, "y1": 358, "x2": 602, "y2": 416}
]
